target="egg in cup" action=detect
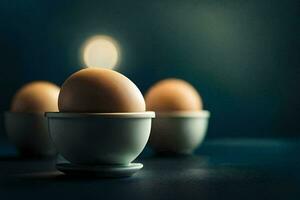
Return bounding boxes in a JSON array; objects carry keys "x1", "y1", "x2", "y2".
[
  {"x1": 145, "y1": 79, "x2": 210, "y2": 155},
  {"x1": 5, "y1": 81, "x2": 60, "y2": 157},
  {"x1": 46, "y1": 68, "x2": 154, "y2": 177}
]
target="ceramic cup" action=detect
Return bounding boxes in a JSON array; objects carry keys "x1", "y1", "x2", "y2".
[
  {"x1": 148, "y1": 111, "x2": 210, "y2": 154},
  {"x1": 45, "y1": 112, "x2": 155, "y2": 165},
  {"x1": 4, "y1": 112, "x2": 56, "y2": 157}
]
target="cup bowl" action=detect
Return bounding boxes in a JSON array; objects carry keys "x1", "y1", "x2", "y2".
[
  {"x1": 4, "y1": 112, "x2": 56, "y2": 157},
  {"x1": 45, "y1": 112, "x2": 155, "y2": 165},
  {"x1": 148, "y1": 111, "x2": 210, "y2": 154}
]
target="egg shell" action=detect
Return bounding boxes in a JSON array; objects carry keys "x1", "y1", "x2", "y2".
[
  {"x1": 58, "y1": 68, "x2": 145, "y2": 113},
  {"x1": 145, "y1": 79, "x2": 202, "y2": 112},
  {"x1": 11, "y1": 81, "x2": 60, "y2": 113}
]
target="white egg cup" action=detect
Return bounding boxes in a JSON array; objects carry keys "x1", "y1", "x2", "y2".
[
  {"x1": 148, "y1": 111, "x2": 210, "y2": 155},
  {"x1": 45, "y1": 112, "x2": 155, "y2": 177},
  {"x1": 4, "y1": 112, "x2": 56, "y2": 157}
]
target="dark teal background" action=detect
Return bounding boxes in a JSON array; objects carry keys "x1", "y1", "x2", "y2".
[{"x1": 0, "y1": 0, "x2": 299, "y2": 138}]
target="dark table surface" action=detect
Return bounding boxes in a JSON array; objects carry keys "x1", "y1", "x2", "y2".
[{"x1": 0, "y1": 137, "x2": 299, "y2": 200}]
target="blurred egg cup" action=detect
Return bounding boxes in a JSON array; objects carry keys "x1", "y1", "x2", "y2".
[
  {"x1": 4, "y1": 112, "x2": 56, "y2": 157},
  {"x1": 149, "y1": 110, "x2": 210, "y2": 155}
]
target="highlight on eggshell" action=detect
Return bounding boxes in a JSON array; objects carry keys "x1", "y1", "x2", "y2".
[
  {"x1": 145, "y1": 78, "x2": 203, "y2": 112},
  {"x1": 58, "y1": 67, "x2": 146, "y2": 113},
  {"x1": 11, "y1": 81, "x2": 60, "y2": 113}
]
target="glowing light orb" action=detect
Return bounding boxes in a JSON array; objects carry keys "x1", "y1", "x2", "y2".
[{"x1": 82, "y1": 35, "x2": 120, "y2": 69}]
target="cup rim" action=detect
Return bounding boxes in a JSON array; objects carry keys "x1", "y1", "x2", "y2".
[
  {"x1": 154, "y1": 110, "x2": 210, "y2": 118},
  {"x1": 45, "y1": 111, "x2": 155, "y2": 118}
]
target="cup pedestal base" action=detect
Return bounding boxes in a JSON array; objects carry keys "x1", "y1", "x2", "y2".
[{"x1": 56, "y1": 162, "x2": 143, "y2": 178}]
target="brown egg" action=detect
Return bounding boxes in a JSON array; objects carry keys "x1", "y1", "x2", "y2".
[
  {"x1": 145, "y1": 79, "x2": 202, "y2": 112},
  {"x1": 11, "y1": 81, "x2": 60, "y2": 113},
  {"x1": 58, "y1": 68, "x2": 145, "y2": 113}
]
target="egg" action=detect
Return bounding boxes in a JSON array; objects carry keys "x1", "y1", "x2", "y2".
[
  {"x1": 11, "y1": 81, "x2": 60, "y2": 113},
  {"x1": 145, "y1": 79, "x2": 202, "y2": 112},
  {"x1": 58, "y1": 68, "x2": 145, "y2": 113}
]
